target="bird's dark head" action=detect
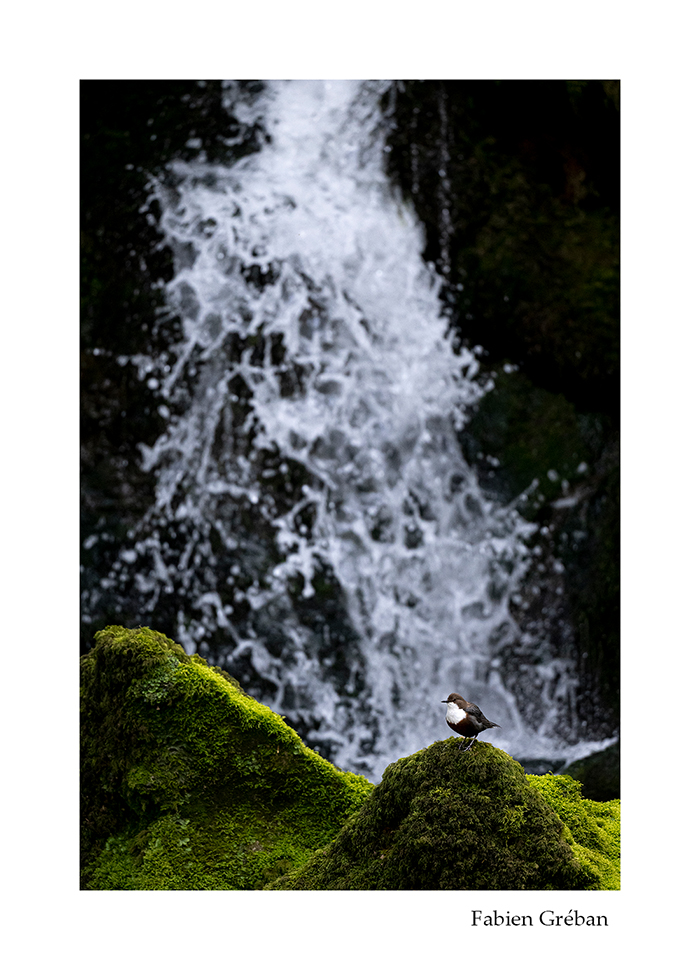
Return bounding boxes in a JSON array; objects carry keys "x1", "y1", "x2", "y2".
[{"x1": 441, "y1": 692, "x2": 466, "y2": 706}]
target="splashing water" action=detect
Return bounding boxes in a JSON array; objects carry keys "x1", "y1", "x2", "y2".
[{"x1": 98, "y1": 80, "x2": 607, "y2": 779}]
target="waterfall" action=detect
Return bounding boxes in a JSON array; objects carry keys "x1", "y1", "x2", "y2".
[{"x1": 95, "y1": 80, "x2": 607, "y2": 780}]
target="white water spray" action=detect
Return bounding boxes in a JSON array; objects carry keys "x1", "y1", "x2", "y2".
[{"x1": 111, "y1": 80, "x2": 606, "y2": 779}]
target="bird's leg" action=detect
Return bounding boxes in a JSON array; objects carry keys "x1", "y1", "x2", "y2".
[{"x1": 460, "y1": 737, "x2": 477, "y2": 753}]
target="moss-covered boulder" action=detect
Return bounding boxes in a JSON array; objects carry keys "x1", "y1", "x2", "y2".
[
  {"x1": 527, "y1": 773, "x2": 619, "y2": 889},
  {"x1": 81, "y1": 625, "x2": 619, "y2": 891},
  {"x1": 269, "y1": 740, "x2": 620, "y2": 890},
  {"x1": 80, "y1": 625, "x2": 373, "y2": 889}
]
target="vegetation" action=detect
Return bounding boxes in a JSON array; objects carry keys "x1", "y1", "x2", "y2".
[
  {"x1": 80, "y1": 625, "x2": 372, "y2": 889},
  {"x1": 270, "y1": 740, "x2": 619, "y2": 890},
  {"x1": 528, "y1": 773, "x2": 620, "y2": 890},
  {"x1": 81, "y1": 625, "x2": 619, "y2": 890}
]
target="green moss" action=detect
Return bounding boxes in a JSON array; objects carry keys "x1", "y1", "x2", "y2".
[
  {"x1": 269, "y1": 739, "x2": 617, "y2": 890},
  {"x1": 527, "y1": 773, "x2": 620, "y2": 890},
  {"x1": 81, "y1": 625, "x2": 373, "y2": 890},
  {"x1": 81, "y1": 626, "x2": 620, "y2": 891}
]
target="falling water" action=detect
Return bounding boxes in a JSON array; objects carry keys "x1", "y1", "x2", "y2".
[{"x1": 93, "y1": 80, "x2": 608, "y2": 780}]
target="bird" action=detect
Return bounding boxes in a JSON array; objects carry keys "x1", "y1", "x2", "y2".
[{"x1": 441, "y1": 692, "x2": 500, "y2": 752}]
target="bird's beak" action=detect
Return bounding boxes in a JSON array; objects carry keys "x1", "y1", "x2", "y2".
[{"x1": 441, "y1": 699, "x2": 447, "y2": 703}]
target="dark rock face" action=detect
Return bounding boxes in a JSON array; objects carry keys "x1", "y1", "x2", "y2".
[
  {"x1": 564, "y1": 741, "x2": 621, "y2": 801},
  {"x1": 384, "y1": 80, "x2": 620, "y2": 415},
  {"x1": 270, "y1": 740, "x2": 620, "y2": 890}
]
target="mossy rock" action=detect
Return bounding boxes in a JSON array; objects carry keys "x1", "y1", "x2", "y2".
[
  {"x1": 269, "y1": 741, "x2": 619, "y2": 890},
  {"x1": 527, "y1": 773, "x2": 619, "y2": 890},
  {"x1": 80, "y1": 625, "x2": 373, "y2": 889},
  {"x1": 80, "y1": 625, "x2": 619, "y2": 891}
]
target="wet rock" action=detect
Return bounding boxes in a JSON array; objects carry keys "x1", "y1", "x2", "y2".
[{"x1": 563, "y1": 741, "x2": 620, "y2": 801}]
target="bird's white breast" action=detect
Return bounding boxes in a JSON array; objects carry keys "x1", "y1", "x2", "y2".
[{"x1": 445, "y1": 701, "x2": 465, "y2": 726}]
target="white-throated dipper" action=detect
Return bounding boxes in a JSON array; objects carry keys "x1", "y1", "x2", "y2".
[{"x1": 441, "y1": 692, "x2": 500, "y2": 752}]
